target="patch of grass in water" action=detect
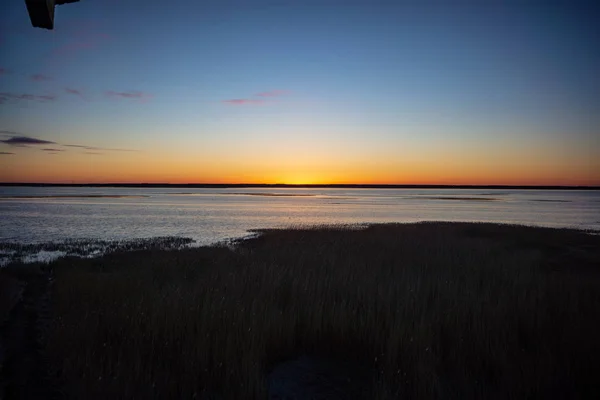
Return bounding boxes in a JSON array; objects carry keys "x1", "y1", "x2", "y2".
[{"x1": 0, "y1": 237, "x2": 195, "y2": 264}]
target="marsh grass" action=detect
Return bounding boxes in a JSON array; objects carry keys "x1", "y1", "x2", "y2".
[
  {"x1": 4, "y1": 222, "x2": 599, "y2": 399},
  {"x1": 0, "y1": 273, "x2": 23, "y2": 325},
  {"x1": 0, "y1": 237, "x2": 195, "y2": 265}
]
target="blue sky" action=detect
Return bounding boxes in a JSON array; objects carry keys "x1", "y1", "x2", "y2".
[{"x1": 0, "y1": 0, "x2": 598, "y2": 184}]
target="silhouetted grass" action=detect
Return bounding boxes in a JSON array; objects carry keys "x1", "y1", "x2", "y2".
[
  {"x1": 6, "y1": 222, "x2": 600, "y2": 399},
  {"x1": 0, "y1": 273, "x2": 23, "y2": 325}
]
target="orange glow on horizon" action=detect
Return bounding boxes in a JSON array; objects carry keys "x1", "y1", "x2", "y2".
[
  {"x1": 2, "y1": 165, "x2": 598, "y2": 186},
  {"x1": 1, "y1": 141, "x2": 598, "y2": 186}
]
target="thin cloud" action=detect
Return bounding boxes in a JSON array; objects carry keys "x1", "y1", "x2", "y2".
[
  {"x1": 30, "y1": 74, "x2": 53, "y2": 82},
  {"x1": 0, "y1": 92, "x2": 57, "y2": 104},
  {"x1": 223, "y1": 90, "x2": 290, "y2": 105},
  {"x1": 106, "y1": 91, "x2": 153, "y2": 102},
  {"x1": 255, "y1": 90, "x2": 290, "y2": 97},
  {"x1": 0, "y1": 133, "x2": 135, "y2": 152},
  {"x1": 222, "y1": 99, "x2": 266, "y2": 105},
  {"x1": 0, "y1": 130, "x2": 20, "y2": 136},
  {"x1": 63, "y1": 144, "x2": 135, "y2": 152},
  {"x1": 55, "y1": 41, "x2": 93, "y2": 54},
  {"x1": 1, "y1": 136, "x2": 56, "y2": 146},
  {"x1": 84, "y1": 151, "x2": 103, "y2": 155},
  {"x1": 56, "y1": 19, "x2": 103, "y2": 36},
  {"x1": 0, "y1": 68, "x2": 10, "y2": 75},
  {"x1": 65, "y1": 87, "x2": 88, "y2": 101},
  {"x1": 64, "y1": 144, "x2": 94, "y2": 149},
  {"x1": 51, "y1": 33, "x2": 111, "y2": 57},
  {"x1": 65, "y1": 87, "x2": 84, "y2": 97},
  {"x1": 0, "y1": 151, "x2": 15, "y2": 155}
]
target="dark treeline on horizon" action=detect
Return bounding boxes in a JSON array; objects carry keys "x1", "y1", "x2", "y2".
[{"x1": 0, "y1": 183, "x2": 598, "y2": 190}]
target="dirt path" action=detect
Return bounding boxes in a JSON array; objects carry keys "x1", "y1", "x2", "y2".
[{"x1": 0, "y1": 271, "x2": 60, "y2": 400}]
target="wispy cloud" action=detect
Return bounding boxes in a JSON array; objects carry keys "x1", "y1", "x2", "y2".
[
  {"x1": 84, "y1": 151, "x2": 103, "y2": 155},
  {"x1": 63, "y1": 144, "x2": 95, "y2": 150},
  {"x1": 106, "y1": 91, "x2": 153, "y2": 102},
  {"x1": 255, "y1": 90, "x2": 290, "y2": 97},
  {"x1": 1, "y1": 136, "x2": 56, "y2": 146},
  {"x1": 56, "y1": 19, "x2": 103, "y2": 36},
  {"x1": 0, "y1": 68, "x2": 10, "y2": 75},
  {"x1": 0, "y1": 92, "x2": 57, "y2": 104},
  {"x1": 51, "y1": 33, "x2": 111, "y2": 58},
  {"x1": 223, "y1": 90, "x2": 290, "y2": 105},
  {"x1": 30, "y1": 74, "x2": 53, "y2": 82},
  {"x1": 222, "y1": 99, "x2": 266, "y2": 105},
  {"x1": 64, "y1": 144, "x2": 135, "y2": 152},
  {"x1": 0, "y1": 151, "x2": 15, "y2": 155},
  {"x1": 64, "y1": 87, "x2": 88, "y2": 101},
  {"x1": 0, "y1": 133, "x2": 135, "y2": 152},
  {"x1": 65, "y1": 87, "x2": 84, "y2": 97}
]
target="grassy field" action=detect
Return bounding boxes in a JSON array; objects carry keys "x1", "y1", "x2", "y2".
[{"x1": 1, "y1": 222, "x2": 599, "y2": 399}]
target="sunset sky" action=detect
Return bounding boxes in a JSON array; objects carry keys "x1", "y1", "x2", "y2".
[{"x1": 1, "y1": 0, "x2": 598, "y2": 185}]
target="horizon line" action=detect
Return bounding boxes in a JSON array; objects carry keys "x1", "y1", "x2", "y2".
[{"x1": 1, "y1": 183, "x2": 599, "y2": 190}]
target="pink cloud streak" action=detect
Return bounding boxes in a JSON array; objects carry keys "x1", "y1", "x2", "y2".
[
  {"x1": 51, "y1": 33, "x2": 111, "y2": 57},
  {"x1": 255, "y1": 90, "x2": 290, "y2": 97},
  {"x1": 30, "y1": 74, "x2": 53, "y2": 82},
  {"x1": 222, "y1": 99, "x2": 266, "y2": 105},
  {"x1": 106, "y1": 91, "x2": 153, "y2": 102}
]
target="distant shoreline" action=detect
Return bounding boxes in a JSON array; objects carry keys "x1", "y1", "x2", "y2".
[{"x1": 0, "y1": 183, "x2": 598, "y2": 190}]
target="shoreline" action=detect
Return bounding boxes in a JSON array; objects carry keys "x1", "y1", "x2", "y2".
[{"x1": 1, "y1": 222, "x2": 599, "y2": 267}]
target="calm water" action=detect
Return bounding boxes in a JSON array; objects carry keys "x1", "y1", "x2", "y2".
[{"x1": 1, "y1": 187, "x2": 599, "y2": 247}]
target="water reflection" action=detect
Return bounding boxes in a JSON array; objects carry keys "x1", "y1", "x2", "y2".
[{"x1": 0, "y1": 187, "x2": 598, "y2": 245}]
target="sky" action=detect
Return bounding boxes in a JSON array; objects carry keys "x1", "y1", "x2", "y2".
[{"x1": 0, "y1": 0, "x2": 598, "y2": 185}]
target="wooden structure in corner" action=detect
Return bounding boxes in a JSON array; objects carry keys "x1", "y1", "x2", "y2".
[{"x1": 25, "y1": 0, "x2": 80, "y2": 30}]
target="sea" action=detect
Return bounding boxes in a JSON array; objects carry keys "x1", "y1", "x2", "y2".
[{"x1": 1, "y1": 186, "x2": 599, "y2": 265}]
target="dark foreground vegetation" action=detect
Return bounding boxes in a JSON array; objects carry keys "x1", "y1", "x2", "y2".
[{"x1": 1, "y1": 222, "x2": 599, "y2": 399}]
